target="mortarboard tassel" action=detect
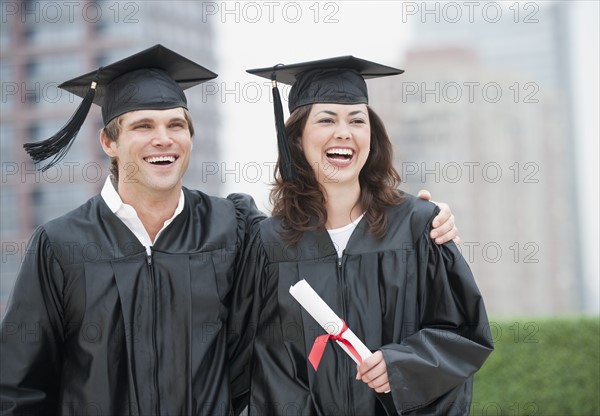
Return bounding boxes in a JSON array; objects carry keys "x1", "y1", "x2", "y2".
[
  {"x1": 23, "y1": 72, "x2": 100, "y2": 172},
  {"x1": 271, "y1": 74, "x2": 297, "y2": 182}
]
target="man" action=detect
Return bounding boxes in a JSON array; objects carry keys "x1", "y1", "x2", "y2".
[
  {"x1": 0, "y1": 44, "x2": 266, "y2": 415},
  {"x1": 0, "y1": 45, "x2": 457, "y2": 414}
]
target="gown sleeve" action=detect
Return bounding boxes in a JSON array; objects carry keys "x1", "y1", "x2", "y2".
[
  {"x1": 380, "y1": 213, "x2": 494, "y2": 414},
  {"x1": 226, "y1": 222, "x2": 267, "y2": 415},
  {"x1": 0, "y1": 226, "x2": 65, "y2": 414},
  {"x1": 226, "y1": 193, "x2": 266, "y2": 278},
  {"x1": 225, "y1": 193, "x2": 266, "y2": 414}
]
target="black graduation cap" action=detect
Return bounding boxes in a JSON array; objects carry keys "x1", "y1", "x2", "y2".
[
  {"x1": 247, "y1": 56, "x2": 404, "y2": 181},
  {"x1": 24, "y1": 44, "x2": 217, "y2": 171}
]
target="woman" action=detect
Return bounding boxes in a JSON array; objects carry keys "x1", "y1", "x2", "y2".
[{"x1": 229, "y1": 56, "x2": 493, "y2": 415}]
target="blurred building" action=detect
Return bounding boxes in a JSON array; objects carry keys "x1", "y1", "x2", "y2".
[
  {"x1": 0, "y1": 0, "x2": 220, "y2": 312},
  {"x1": 369, "y1": 2, "x2": 582, "y2": 315}
]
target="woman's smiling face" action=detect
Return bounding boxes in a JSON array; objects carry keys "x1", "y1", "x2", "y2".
[{"x1": 301, "y1": 103, "x2": 370, "y2": 187}]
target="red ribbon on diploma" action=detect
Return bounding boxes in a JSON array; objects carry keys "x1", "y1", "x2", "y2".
[{"x1": 308, "y1": 320, "x2": 363, "y2": 370}]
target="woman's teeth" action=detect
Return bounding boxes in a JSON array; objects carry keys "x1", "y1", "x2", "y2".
[{"x1": 326, "y1": 148, "x2": 353, "y2": 160}]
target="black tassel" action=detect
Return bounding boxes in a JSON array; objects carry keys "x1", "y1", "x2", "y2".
[
  {"x1": 23, "y1": 78, "x2": 98, "y2": 172},
  {"x1": 271, "y1": 77, "x2": 296, "y2": 182}
]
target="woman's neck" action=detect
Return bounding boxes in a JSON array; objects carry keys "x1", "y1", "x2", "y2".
[{"x1": 323, "y1": 182, "x2": 363, "y2": 229}]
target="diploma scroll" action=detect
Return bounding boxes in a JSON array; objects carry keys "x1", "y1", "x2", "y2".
[{"x1": 289, "y1": 279, "x2": 372, "y2": 368}]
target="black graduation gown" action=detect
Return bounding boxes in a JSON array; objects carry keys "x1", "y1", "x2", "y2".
[
  {"x1": 0, "y1": 188, "x2": 264, "y2": 415},
  {"x1": 228, "y1": 194, "x2": 493, "y2": 416}
]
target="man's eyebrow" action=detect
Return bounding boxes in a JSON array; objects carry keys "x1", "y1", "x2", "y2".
[{"x1": 126, "y1": 118, "x2": 154, "y2": 125}]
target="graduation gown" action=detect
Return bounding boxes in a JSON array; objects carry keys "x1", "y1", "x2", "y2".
[
  {"x1": 0, "y1": 189, "x2": 264, "y2": 415},
  {"x1": 228, "y1": 194, "x2": 493, "y2": 416}
]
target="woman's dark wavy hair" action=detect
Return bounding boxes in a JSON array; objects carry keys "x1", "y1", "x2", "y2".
[{"x1": 270, "y1": 104, "x2": 403, "y2": 245}]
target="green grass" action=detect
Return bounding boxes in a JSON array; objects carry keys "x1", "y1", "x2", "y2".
[{"x1": 471, "y1": 316, "x2": 600, "y2": 416}]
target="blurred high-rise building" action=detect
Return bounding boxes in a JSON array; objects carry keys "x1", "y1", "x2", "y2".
[
  {"x1": 0, "y1": 1, "x2": 220, "y2": 312},
  {"x1": 370, "y1": 2, "x2": 582, "y2": 315}
]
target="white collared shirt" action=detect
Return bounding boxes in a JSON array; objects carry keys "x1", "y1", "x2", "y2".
[{"x1": 100, "y1": 176, "x2": 185, "y2": 256}]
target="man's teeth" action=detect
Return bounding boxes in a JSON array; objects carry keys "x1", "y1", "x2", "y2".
[{"x1": 146, "y1": 156, "x2": 176, "y2": 164}]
